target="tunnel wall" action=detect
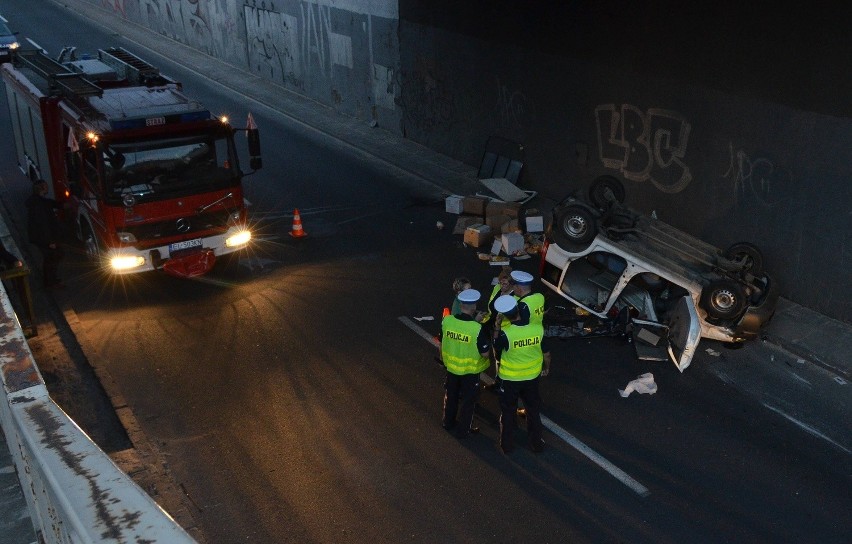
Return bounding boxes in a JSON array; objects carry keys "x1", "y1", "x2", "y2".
[{"x1": 85, "y1": 0, "x2": 851, "y2": 323}]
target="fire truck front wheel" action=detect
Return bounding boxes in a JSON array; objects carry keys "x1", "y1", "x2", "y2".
[{"x1": 81, "y1": 222, "x2": 103, "y2": 266}]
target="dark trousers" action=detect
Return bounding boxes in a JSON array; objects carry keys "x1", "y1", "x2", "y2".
[
  {"x1": 443, "y1": 372, "x2": 480, "y2": 436},
  {"x1": 37, "y1": 244, "x2": 64, "y2": 286},
  {"x1": 498, "y1": 377, "x2": 544, "y2": 452}
]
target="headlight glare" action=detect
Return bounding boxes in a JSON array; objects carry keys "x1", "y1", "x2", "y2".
[
  {"x1": 111, "y1": 255, "x2": 145, "y2": 271},
  {"x1": 225, "y1": 230, "x2": 251, "y2": 247}
]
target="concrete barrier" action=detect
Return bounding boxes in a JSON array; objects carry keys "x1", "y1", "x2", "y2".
[{"x1": 0, "y1": 280, "x2": 196, "y2": 543}]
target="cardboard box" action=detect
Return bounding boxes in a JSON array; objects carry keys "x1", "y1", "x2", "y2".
[
  {"x1": 501, "y1": 219, "x2": 520, "y2": 234},
  {"x1": 486, "y1": 201, "x2": 521, "y2": 218},
  {"x1": 525, "y1": 215, "x2": 544, "y2": 233},
  {"x1": 463, "y1": 223, "x2": 492, "y2": 248},
  {"x1": 453, "y1": 215, "x2": 481, "y2": 234},
  {"x1": 445, "y1": 195, "x2": 464, "y2": 214},
  {"x1": 501, "y1": 232, "x2": 524, "y2": 255},
  {"x1": 486, "y1": 214, "x2": 512, "y2": 232},
  {"x1": 462, "y1": 195, "x2": 489, "y2": 216}
]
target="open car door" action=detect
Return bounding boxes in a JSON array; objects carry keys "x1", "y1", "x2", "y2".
[
  {"x1": 630, "y1": 295, "x2": 701, "y2": 372},
  {"x1": 665, "y1": 295, "x2": 701, "y2": 371}
]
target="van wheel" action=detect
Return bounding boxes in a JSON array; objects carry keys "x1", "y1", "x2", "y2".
[
  {"x1": 588, "y1": 175, "x2": 625, "y2": 209},
  {"x1": 553, "y1": 205, "x2": 597, "y2": 249},
  {"x1": 724, "y1": 242, "x2": 763, "y2": 275},
  {"x1": 701, "y1": 281, "x2": 746, "y2": 320}
]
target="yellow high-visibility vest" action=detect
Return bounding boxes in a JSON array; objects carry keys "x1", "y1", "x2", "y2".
[
  {"x1": 498, "y1": 323, "x2": 544, "y2": 381},
  {"x1": 441, "y1": 316, "x2": 489, "y2": 375}
]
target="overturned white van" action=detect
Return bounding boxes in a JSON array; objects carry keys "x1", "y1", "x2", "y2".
[{"x1": 541, "y1": 176, "x2": 778, "y2": 371}]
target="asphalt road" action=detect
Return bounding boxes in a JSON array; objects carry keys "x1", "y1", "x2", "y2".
[{"x1": 1, "y1": 1, "x2": 849, "y2": 542}]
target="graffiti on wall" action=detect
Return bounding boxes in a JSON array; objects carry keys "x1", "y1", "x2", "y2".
[
  {"x1": 243, "y1": 2, "x2": 395, "y2": 112},
  {"x1": 595, "y1": 104, "x2": 692, "y2": 194},
  {"x1": 496, "y1": 77, "x2": 534, "y2": 129},
  {"x1": 399, "y1": 55, "x2": 455, "y2": 131},
  {"x1": 141, "y1": 0, "x2": 215, "y2": 55},
  {"x1": 244, "y1": 7, "x2": 301, "y2": 87},
  {"x1": 102, "y1": 0, "x2": 127, "y2": 18},
  {"x1": 722, "y1": 142, "x2": 791, "y2": 206},
  {"x1": 245, "y1": 4, "x2": 354, "y2": 87}
]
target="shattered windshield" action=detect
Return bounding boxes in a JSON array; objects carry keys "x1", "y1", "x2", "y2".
[{"x1": 103, "y1": 134, "x2": 238, "y2": 202}]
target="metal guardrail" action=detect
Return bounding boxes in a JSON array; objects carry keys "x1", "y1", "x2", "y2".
[{"x1": 0, "y1": 280, "x2": 196, "y2": 543}]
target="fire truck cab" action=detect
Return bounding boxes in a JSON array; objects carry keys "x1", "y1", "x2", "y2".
[{"x1": 2, "y1": 46, "x2": 262, "y2": 278}]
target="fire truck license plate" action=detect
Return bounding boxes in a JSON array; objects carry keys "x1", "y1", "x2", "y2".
[{"x1": 169, "y1": 238, "x2": 203, "y2": 254}]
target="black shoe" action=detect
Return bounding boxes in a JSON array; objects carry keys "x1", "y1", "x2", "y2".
[{"x1": 455, "y1": 426, "x2": 479, "y2": 439}]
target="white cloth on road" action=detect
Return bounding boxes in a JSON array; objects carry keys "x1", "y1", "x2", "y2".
[{"x1": 619, "y1": 373, "x2": 657, "y2": 397}]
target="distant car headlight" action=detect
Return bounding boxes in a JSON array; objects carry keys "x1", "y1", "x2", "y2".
[
  {"x1": 111, "y1": 255, "x2": 145, "y2": 271},
  {"x1": 225, "y1": 229, "x2": 251, "y2": 247},
  {"x1": 9, "y1": 41, "x2": 19, "y2": 50}
]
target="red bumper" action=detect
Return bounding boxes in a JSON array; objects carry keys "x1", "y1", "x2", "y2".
[{"x1": 162, "y1": 249, "x2": 216, "y2": 278}]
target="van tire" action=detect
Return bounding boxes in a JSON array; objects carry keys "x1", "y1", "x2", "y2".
[
  {"x1": 553, "y1": 204, "x2": 597, "y2": 250},
  {"x1": 724, "y1": 242, "x2": 764, "y2": 275},
  {"x1": 588, "y1": 175, "x2": 625, "y2": 209},
  {"x1": 701, "y1": 280, "x2": 746, "y2": 320}
]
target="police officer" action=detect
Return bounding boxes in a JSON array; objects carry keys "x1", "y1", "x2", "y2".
[
  {"x1": 493, "y1": 294, "x2": 551, "y2": 454},
  {"x1": 440, "y1": 288, "x2": 491, "y2": 439},
  {"x1": 511, "y1": 270, "x2": 546, "y2": 326}
]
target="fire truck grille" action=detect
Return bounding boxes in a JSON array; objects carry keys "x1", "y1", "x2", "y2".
[{"x1": 125, "y1": 209, "x2": 233, "y2": 244}]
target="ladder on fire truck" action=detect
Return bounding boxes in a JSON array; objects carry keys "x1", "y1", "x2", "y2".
[
  {"x1": 97, "y1": 47, "x2": 174, "y2": 86},
  {"x1": 14, "y1": 48, "x2": 102, "y2": 99}
]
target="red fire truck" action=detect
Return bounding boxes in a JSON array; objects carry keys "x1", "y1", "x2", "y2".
[{"x1": 1, "y1": 46, "x2": 262, "y2": 278}]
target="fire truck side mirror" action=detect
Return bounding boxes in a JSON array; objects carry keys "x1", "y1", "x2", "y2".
[{"x1": 247, "y1": 127, "x2": 262, "y2": 170}]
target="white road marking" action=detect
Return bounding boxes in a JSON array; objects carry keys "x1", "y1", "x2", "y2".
[
  {"x1": 786, "y1": 370, "x2": 812, "y2": 387},
  {"x1": 762, "y1": 403, "x2": 850, "y2": 454},
  {"x1": 398, "y1": 316, "x2": 439, "y2": 348},
  {"x1": 401, "y1": 316, "x2": 650, "y2": 497}
]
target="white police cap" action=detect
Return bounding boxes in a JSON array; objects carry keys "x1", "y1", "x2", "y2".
[
  {"x1": 494, "y1": 294, "x2": 518, "y2": 314},
  {"x1": 510, "y1": 270, "x2": 534, "y2": 285},
  {"x1": 457, "y1": 288, "x2": 481, "y2": 303}
]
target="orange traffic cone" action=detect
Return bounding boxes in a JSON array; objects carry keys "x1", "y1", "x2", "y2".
[{"x1": 289, "y1": 208, "x2": 307, "y2": 238}]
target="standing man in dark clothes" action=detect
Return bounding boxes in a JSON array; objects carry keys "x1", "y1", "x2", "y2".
[{"x1": 26, "y1": 179, "x2": 64, "y2": 288}]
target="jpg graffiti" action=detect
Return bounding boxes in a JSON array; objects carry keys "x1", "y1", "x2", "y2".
[
  {"x1": 722, "y1": 142, "x2": 791, "y2": 206},
  {"x1": 595, "y1": 104, "x2": 693, "y2": 194}
]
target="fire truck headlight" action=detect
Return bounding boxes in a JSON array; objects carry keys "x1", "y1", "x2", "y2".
[
  {"x1": 225, "y1": 230, "x2": 251, "y2": 248},
  {"x1": 117, "y1": 232, "x2": 137, "y2": 243},
  {"x1": 111, "y1": 255, "x2": 145, "y2": 271}
]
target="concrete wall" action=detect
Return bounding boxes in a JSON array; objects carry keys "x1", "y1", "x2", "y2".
[
  {"x1": 97, "y1": 0, "x2": 400, "y2": 128},
  {"x1": 85, "y1": 0, "x2": 851, "y2": 323}
]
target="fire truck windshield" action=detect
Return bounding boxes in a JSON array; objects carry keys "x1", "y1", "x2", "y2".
[{"x1": 103, "y1": 134, "x2": 238, "y2": 203}]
